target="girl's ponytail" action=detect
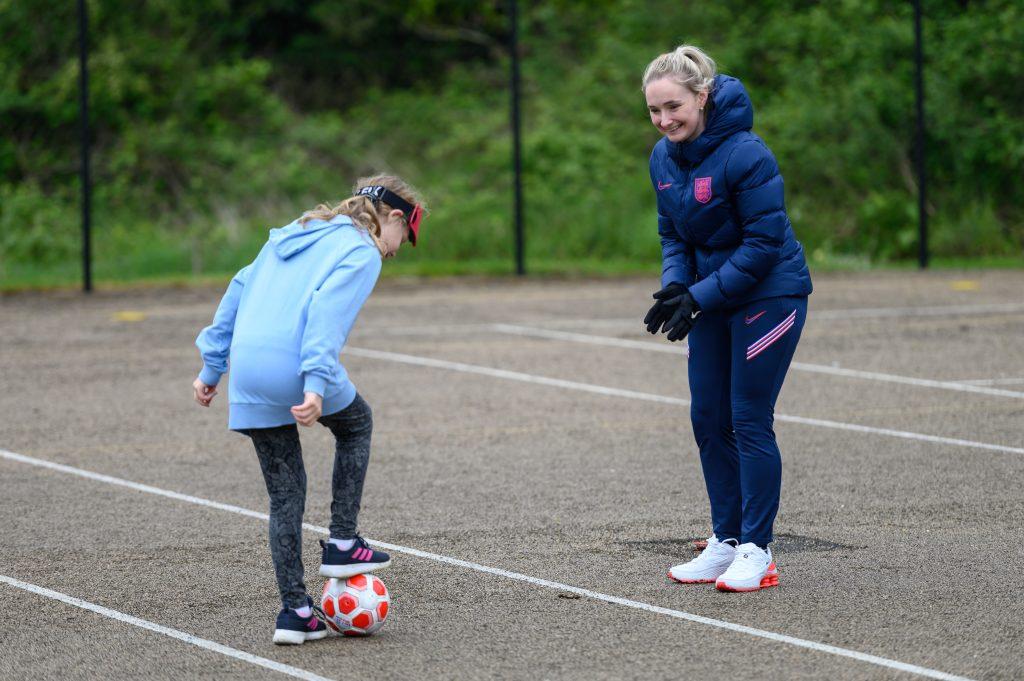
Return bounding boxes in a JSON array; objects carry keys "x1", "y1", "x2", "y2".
[{"x1": 299, "y1": 175, "x2": 426, "y2": 256}]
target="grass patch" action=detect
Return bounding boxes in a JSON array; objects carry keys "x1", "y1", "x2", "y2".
[{"x1": 4, "y1": 255, "x2": 1021, "y2": 294}]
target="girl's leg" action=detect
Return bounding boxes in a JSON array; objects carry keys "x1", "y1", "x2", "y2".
[
  {"x1": 687, "y1": 310, "x2": 742, "y2": 542},
  {"x1": 318, "y1": 393, "x2": 373, "y2": 539},
  {"x1": 245, "y1": 424, "x2": 308, "y2": 610},
  {"x1": 729, "y1": 296, "x2": 807, "y2": 547}
]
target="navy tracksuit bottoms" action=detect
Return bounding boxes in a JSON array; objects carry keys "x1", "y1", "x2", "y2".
[{"x1": 686, "y1": 295, "x2": 807, "y2": 547}]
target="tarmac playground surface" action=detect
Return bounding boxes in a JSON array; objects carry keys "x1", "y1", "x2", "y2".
[{"x1": 1, "y1": 270, "x2": 1023, "y2": 680}]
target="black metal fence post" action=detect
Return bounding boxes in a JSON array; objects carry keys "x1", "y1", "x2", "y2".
[
  {"x1": 78, "y1": 0, "x2": 93, "y2": 291},
  {"x1": 914, "y1": 0, "x2": 928, "y2": 269},
  {"x1": 509, "y1": 0, "x2": 525, "y2": 275}
]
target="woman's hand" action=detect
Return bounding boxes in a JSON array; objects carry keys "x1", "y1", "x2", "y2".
[
  {"x1": 291, "y1": 392, "x2": 323, "y2": 426},
  {"x1": 662, "y1": 291, "x2": 701, "y2": 342},
  {"x1": 644, "y1": 282, "x2": 687, "y2": 334},
  {"x1": 193, "y1": 378, "x2": 218, "y2": 407}
]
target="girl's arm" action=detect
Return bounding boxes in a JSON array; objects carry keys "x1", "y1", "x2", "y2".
[
  {"x1": 195, "y1": 264, "x2": 253, "y2": 388},
  {"x1": 687, "y1": 139, "x2": 786, "y2": 311},
  {"x1": 299, "y1": 245, "x2": 383, "y2": 397}
]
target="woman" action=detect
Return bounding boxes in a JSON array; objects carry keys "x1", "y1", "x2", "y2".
[{"x1": 642, "y1": 46, "x2": 812, "y2": 592}]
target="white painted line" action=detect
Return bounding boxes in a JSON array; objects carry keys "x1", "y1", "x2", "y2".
[
  {"x1": 348, "y1": 347, "x2": 685, "y2": 405},
  {"x1": 359, "y1": 543, "x2": 971, "y2": 681},
  {"x1": 0, "y1": 449, "x2": 972, "y2": 681},
  {"x1": 356, "y1": 322, "x2": 496, "y2": 337},
  {"x1": 772, "y1": 414, "x2": 1023, "y2": 454},
  {"x1": 492, "y1": 324, "x2": 689, "y2": 354},
  {"x1": 787, "y1": 363, "x2": 1024, "y2": 399},
  {"x1": 811, "y1": 301, "x2": 1024, "y2": 320},
  {"x1": 955, "y1": 377, "x2": 1024, "y2": 387},
  {"x1": 558, "y1": 301, "x2": 1024, "y2": 321},
  {"x1": 344, "y1": 347, "x2": 1024, "y2": 456},
  {"x1": 0, "y1": 573, "x2": 334, "y2": 681},
  {"x1": 490, "y1": 324, "x2": 1024, "y2": 400},
  {"x1": 356, "y1": 301, "x2": 1024, "y2": 337}
]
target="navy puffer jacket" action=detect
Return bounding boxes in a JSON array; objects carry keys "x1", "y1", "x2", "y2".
[{"x1": 649, "y1": 75, "x2": 812, "y2": 312}]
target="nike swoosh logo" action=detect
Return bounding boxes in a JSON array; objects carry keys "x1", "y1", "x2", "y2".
[
  {"x1": 744, "y1": 311, "x2": 766, "y2": 325},
  {"x1": 657, "y1": 182, "x2": 673, "y2": 191}
]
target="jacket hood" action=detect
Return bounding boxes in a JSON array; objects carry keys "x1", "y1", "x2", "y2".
[
  {"x1": 268, "y1": 215, "x2": 354, "y2": 259},
  {"x1": 669, "y1": 75, "x2": 753, "y2": 166}
]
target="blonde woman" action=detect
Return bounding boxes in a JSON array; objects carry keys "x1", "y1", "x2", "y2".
[
  {"x1": 194, "y1": 175, "x2": 425, "y2": 641},
  {"x1": 642, "y1": 46, "x2": 812, "y2": 591}
]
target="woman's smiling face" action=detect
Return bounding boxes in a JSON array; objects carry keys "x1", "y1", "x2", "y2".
[{"x1": 645, "y1": 77, "x2": 708, "y2": 143}]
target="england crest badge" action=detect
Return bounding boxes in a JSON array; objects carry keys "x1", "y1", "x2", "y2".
[{"x1": 694, "y1": 176, "x2": 713, "y2": 204}]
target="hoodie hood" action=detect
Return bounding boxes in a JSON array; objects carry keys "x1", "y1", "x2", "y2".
[
  {"x1": 668, "y1": 75, "x2": 754, "y2": 166},
  {"x1": 269, "y1": 215, "x2": 354, "y2": 260}
]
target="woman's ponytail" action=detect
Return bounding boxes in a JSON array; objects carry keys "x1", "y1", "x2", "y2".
[{"x1": 642, "y1": 44, "x2": 717, "y2": 94}]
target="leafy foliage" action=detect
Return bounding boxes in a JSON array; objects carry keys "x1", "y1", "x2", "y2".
[{"x1": 1, "y1": 0, "x2": 1021, "y2": 286}]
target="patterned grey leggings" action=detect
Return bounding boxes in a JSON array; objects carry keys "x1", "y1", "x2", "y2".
[{"x1": 241, "y1": 393, "x2": 373, "y2": 609}]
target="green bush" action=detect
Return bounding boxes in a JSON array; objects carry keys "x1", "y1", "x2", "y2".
[
  {"x1": 1, "y1": 0, "x2": 1021, "y2": 288},
  {"x1": 0, "y1": 183, "x2": 79, "y2": 267}
]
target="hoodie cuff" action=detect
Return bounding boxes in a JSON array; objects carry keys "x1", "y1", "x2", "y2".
[
  {"x1": 303, "y1": 374, "x2": 327, "y2": 397},
  {"x1": 198, "y1": 365, "x2": 222, "y2": 387}
]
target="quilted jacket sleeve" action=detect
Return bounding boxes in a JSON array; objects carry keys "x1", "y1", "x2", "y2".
[
  {"x1": 657, "y1": 208, "x2": 696, "y2": 288},
  {"x1": 650, "y1": 156, "x2": 695, "y2": 288},
  {"x1": 687, "y1": 139, "x2": 787, "y2": 311}
]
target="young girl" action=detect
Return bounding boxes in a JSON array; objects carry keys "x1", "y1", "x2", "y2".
[
  {"x1": 193, "y1": 175, "x2": 426, "y2": 643},
  {"x1": 641, "y1": 46, "x2": 812, "y2": 591}
]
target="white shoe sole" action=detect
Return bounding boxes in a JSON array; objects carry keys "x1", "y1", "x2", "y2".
[
  {"x1": 668, "y1": 569, "x2": 726, "y2": 584},
  {"x1": 668, "y1": 560, "x2": 732, "y2": 584},
  {"x1": 669, "y1": 575, "x2": 717, "y2": 584},
  {"x1": 715, "y1": 563, "x2": 780, "y2": 592},
  {"x1": 273, "y1": 628, "x2": 329, "y2": 645},
  {"x1": 319, "y1": 559, "x2": 392, "y2": 578}
]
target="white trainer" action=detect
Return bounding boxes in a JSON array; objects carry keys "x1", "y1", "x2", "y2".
[
  {"x1": 668, "y1": 535, "x2": 738, "y2": 583},
  {"x1": 715, "y1": 542, "x2": 779, "y2": 592}
]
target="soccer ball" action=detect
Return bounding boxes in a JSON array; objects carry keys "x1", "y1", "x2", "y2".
[{"x1": 320, "y1": 574, "x2": 390, "y2": 636}]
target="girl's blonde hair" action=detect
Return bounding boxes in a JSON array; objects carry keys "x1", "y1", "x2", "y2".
[
  {"x1": 642, "y1": 44, "x2": 717, "y2": 95},
  {"x1": 299, "y1": 174, "x2": 426, "y2": 256}
]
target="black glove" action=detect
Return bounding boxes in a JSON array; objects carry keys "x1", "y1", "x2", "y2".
[
  {"x1": 662, "y1": 289, "x2": 700, "y2": 342},
  {"x1": 643, "y1": 282, "x2": 687, "y2": 334}
]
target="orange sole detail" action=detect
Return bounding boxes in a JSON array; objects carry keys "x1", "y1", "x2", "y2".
[
  {"x1": 716, "y1": 567, "x2": 780, "y2": 592},
  {"x1": 715, "y1": 578, "x2": 779, "y2": 592}
]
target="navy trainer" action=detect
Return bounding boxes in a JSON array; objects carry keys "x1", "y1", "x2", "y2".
[
  {"x1": 272, "y1": 596, "x2": 329, "y2": 645},
  {"x1": 319, "y1": 536, "x2": 392, "y2": 578}
]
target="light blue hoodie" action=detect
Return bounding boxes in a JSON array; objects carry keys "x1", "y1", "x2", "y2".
[{"x1": 196, "y1": 215, "x2": 382, "y2": 430}]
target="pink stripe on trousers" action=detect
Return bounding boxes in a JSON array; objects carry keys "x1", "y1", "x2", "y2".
[{"x1": 747, "y1": 311, "x2": 796, "y2": 360}]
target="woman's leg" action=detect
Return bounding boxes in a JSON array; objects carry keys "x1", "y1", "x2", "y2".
[
  {"x1": 687, "y1": 310, "x2": 742, "y2": 542},
  {"x1": 245, "y1": 424, "x2": 308, "y2": 609},
  {"x1": 318, "y1": 393, "x2": 374, "y2": 539},
  {"x1": 729, "y1": 296, "x2": 807, "y2": 547}
]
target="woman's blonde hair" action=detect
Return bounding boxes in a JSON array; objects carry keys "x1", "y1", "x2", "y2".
[
  {"x1": 642, "y1": 44, "x2": 717, "y2": 95},
  {"x1": 299, "y1": 174, "x2": 427, "y2": 256}
]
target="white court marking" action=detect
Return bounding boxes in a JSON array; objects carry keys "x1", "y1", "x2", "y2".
[
  {"x1": 356, "y1": 301, "x2": 1024, "y2": 337},
  {"x1": 0, "y1": 573, "x2": 333, "y2": 681},
  {"x1": 955, "y1": 377, "x2": 1024, "y2": 387},
  {"x1": 344, "y1": 347, "x2": 1024, "y2": 456},
  {"x1": 810, "y1": 301, "x2": 1024, "y2": 319},
  {"x1": 0, "y1": 449, "x2": 970, "y2": 681},
  {"x1": 490, "y1": 324, "x2": 1024, "y2": 400}
]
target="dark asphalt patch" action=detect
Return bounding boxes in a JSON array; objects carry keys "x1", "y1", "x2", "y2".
[{"x1": 620, "y1": 533, "x2": 862, "y2": 557}]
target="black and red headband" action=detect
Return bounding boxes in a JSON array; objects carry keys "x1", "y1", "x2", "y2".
[{"x1": 355, "y1": 185, "x2": 423, "y2": 246}]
